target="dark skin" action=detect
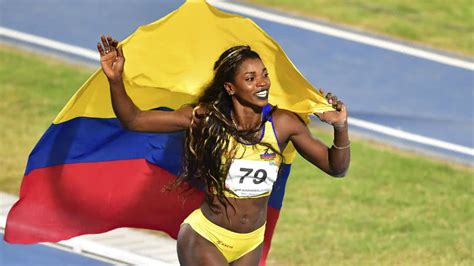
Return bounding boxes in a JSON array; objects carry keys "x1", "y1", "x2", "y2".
[{"x1": 98, "y1": 35, "x2": 350, "y2": 265}]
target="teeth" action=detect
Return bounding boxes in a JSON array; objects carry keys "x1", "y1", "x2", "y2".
[{"x1": 256, "y1": 90, "x2": 268, "y2": 98}]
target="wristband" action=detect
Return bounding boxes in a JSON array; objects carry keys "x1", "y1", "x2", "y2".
[{"x1": 332, "y1": 141, "x2": 350, "y2": 150}]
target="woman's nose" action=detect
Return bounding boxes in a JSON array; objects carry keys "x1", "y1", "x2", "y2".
[{"x1": 257, "y1": 77, "x2": 268, "y2": 87}]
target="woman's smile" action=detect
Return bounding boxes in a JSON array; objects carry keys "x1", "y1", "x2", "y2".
[{"x1": 255, "y1": 89, "x2": 269, "y2": 100}]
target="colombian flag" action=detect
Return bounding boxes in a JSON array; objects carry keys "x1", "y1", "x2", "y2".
[{"x1": 4, "y1": 0, "x2": 333, "y2": 264}]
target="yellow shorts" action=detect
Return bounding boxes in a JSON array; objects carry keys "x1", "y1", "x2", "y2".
[{"x1": 182, "y1": 208, "x2": 265, "y2": 263}]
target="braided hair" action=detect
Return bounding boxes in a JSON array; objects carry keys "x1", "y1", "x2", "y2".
[{"x1": 176, "y1": 45, "x2": 283, "y2": 213}]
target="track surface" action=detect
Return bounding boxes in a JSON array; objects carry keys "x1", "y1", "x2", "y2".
[
  {"x1": 0, "y1": 0, "x2": 472, "y2": 263},
  {"x1": 1, "y1": 0, "x2": 472, "y2": 161},
  {"x1": 0, "y1": 234, "x2": 111, "y2": 265}
]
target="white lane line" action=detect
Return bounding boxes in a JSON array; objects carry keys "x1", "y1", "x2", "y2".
[
  {"x1": 0, "y1": 192, "x2": 174, "y2": 265},
  {"x1": 56, "y1": 238, "x2": 171, "y2": 265},
  {"x1": 0, "y1": 26, "x2": 472, "y2": 157},
  {"x1": 208, "y1": 0, "x2": 474, "y2": 71},
  {"x1": 0, "y1": 27, "x2": 99, "y2": 61},
  {"x1": 350, "y1": 118, "x2": 473, "y2": 156}
]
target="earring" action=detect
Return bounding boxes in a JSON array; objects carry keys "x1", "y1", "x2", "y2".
[{"x1": 228, "y1": 91, "x2": 234, "y2": 96}]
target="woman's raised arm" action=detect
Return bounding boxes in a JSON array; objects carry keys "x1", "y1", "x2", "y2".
[
  {"x1": 97, "y1": 35, "x2": 192, "y2": 133},
  {"x1": 273, "y1": 93, "x2": 350, "y2": 177}
]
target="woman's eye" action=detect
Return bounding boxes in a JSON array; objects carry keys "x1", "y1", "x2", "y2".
[{"x1": 246, "y1": 77, "x2": 254, "y2": 81}]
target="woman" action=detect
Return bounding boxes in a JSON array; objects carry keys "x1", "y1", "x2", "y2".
[{"x1": 97, "y1": 35, "x2": 350, "y2": 265}]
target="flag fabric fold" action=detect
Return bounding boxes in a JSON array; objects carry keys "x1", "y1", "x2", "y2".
[{"x1": 5, "y1": 0, "x2": 332, "y2": 264}]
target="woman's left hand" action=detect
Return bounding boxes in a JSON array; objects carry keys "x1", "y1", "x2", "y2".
[{"x1": 314, "y1": 89, "x2": 348, "y2": 128}]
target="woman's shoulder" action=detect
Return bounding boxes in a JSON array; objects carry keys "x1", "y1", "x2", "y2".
[
  {"x1": 270, "y1": 106, "x2": 304, "y2": 123},
  {"x1": 270, "y1": 106, "x2": 308, "y2": 129},
  {"x1": 267, "y1": 106, "x2": 308, "y2": 144}
]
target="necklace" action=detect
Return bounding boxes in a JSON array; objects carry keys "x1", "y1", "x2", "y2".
[
  {"x1": 230, "y1": 110, "x2": 263, "y2": 144},
  {"x1": 230, "y1": 110, "x2": 263, "y2": 130}
]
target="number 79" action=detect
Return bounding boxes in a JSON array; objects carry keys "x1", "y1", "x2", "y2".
[{"x1": 239, "y1": 168, "x2": 267, "y2": 184}]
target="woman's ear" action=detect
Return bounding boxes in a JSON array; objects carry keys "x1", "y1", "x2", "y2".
[{"x1": 224, "y1": 82, "x2": 235, "y2": 96}]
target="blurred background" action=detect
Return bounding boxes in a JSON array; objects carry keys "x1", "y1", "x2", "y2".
[{"x1": 0, "y1": 0, "x2": 472, "y2": 265}]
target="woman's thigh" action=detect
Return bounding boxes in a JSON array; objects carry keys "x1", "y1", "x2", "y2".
[
  {"x1": 230, "y1": 243, "x2": 263, "y2": 266},
  {"x1": 177, "y1": 224, "x2": 228, "y2": 266}
]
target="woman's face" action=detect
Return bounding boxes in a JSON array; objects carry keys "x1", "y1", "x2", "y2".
[{"x1": 225, "y1": 58, "x2": 271, "y2": 108}]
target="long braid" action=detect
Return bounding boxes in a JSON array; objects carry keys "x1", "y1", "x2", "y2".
[{"x1": 174, "y1": 45, "x2": 284, "y2": 214}]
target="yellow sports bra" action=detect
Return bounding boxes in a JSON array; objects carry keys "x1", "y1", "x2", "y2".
[{"x1": 222, "y1": 117, "x2": 282, "y2": 198}]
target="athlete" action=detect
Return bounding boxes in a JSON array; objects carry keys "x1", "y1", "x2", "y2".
[{"x1": 97, "y1": 34, "x2": 350, "y2": 265}]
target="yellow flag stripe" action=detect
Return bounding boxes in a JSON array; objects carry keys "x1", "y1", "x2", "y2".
[{"x1": 54, "y1": 0, "x2": 333, "y2": 125}]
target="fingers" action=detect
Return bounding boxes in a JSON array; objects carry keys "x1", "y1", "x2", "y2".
[
  {"x1": 97, "y1": 35, "x2": 109, "y2": 56},
  {"x1": 321, "y1": 90, "x2": 343, "y2": 111},
  {"x1": 335, "y1": 101, "x2": 343, "y2": 111},
  {"x1": 107, "y1": 35, "x2": 117, "y2": 53},
  {"x1": 97, "y1": 42, "x2": 105, "y2": 56},
  {"x1": 100, "y1": 35, "x2": 109, "y2": 53},
  {"x1": 110, "y1": 38, "x2": 119, "y2": 48},
  {"x1": 117, "y1": 45, "x2": 124, "y2": 58},
  {"x1": 326, "y1": 93, "x2": 338, "y2": 104},
  {"x1": 326, "y1": 92, "x2": 336, "y2": 105},
  {"x1": 97, "y1": 34, "x2": 120, "y2": 56},
  {"x1": 319, "y1": 88, "x2": 337, "y2": 103}
]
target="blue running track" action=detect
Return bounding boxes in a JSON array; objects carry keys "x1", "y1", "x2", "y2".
[
  {"x1": 0, "y1": 234, "x2": 110, "y2": 266},
  {"x1": 0, "y1": 0, "x2": 472, "y2": 161},
  {"x1": 0, "y1": 0, "x2": 472, "y2": 262}
]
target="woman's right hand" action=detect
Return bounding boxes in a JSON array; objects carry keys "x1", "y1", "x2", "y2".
[{"x1": 97, "y1": 35, "x2": 124, "y2": 82}]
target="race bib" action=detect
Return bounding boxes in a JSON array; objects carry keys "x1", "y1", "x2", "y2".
[{"x1": 225, "y1": 159, "x2": 279, "y2": 197}]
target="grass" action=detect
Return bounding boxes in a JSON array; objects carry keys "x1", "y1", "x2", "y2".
[
  {"x1": 268, "y1": 134, "x2": 473, "y2": 265},
  {"x1": 241, "y1": 0, "x2": 474, "y2": 56},
  {"x1": 0, "y1": 46, "x2": 94, "y2": 193},
  {"x1": 1, "y1": 46, "x2": 473, "y2": 265}
]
